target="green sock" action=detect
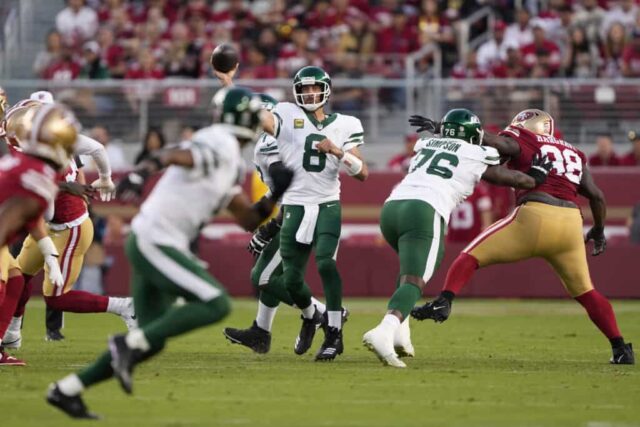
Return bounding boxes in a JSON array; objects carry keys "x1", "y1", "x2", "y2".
[
  {"x1": 77, "y1": 350, "x2": 113, "y2": 387},
  {"x1": 261, "y1": 276, "x2": 295, "y2": 306},
  {"x1": 143, "y1": 296, "x2": 231, "y2": 348},
  {"x1": 387, "y1": 283, "x2": 422, "y2": 319}
]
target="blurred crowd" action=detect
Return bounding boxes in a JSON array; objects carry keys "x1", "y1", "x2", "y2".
[{"x1": 36, "y1": 0, "x2": 640, "y2": 82}]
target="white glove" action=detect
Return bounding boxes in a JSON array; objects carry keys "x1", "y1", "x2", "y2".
[
  {"x1": 37, "y1": 237, "x2": 64, "y2": 288},
  {"x1": 91, "y1": 175, "x2": 116, "y2": 202}
]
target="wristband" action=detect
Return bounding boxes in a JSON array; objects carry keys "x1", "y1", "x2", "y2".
[{"x1": 341, "y1": 152, "x2": 363, "y2": 176}]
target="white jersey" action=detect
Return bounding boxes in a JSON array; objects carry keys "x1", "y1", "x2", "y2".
[
  {"x1": 132, "y1": 124, "x2": 244, "y2": 251},
  {"x1": 271, "y1": 102, "x2": 364, "y2": 205},
  {"x1": 253, "y1": 132, "x2": 280, "y2": 192},
  {"x1": 387, "y1": 137, "x2": 501, "y2": 222}
]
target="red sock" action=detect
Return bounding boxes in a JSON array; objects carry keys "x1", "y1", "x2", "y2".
[
  {"x1": 442, "y1": 252, "x2": 479, "y2": 295},
  {"x1": 44, "y1": 290, "x2": 109, "y2": 313},
  {"x1": 575, "y1": 290, "x2": 622, "y2": 340},
  {"x1": 12, "y1": 274, "x2": 33, "y2": 318},
  {"x1": 0, "y1": 275, "x2": 25, "y2": 337}
]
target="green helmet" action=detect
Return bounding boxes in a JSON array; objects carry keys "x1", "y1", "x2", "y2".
[
  {"x1": 256, "y1": 93, "x2": 278, "y2": 111},
  {"x1": 292, "y1": 66, "x2": 331, "y2": 112},
  {"x1": 213, "y1": 87, "x2": 262, "y2": 140},
  {"x1": 440, "y1": 108, "x2": 483, "y2": 144}
]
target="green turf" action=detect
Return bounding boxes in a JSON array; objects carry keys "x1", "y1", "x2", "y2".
[{"x1": 2, "y1": 298, "x2": 639, "y2": 427}]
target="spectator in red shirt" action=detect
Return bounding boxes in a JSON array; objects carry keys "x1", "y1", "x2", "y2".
[
  {"x1": 277, "y1": 27, "x2": 319, "y2": 77},
  {"x1": 96, "y1": 26, "x2": 125, "y2": 78},
  {"x1": 447, "y1": 182, "x2": 494, "y2": 243},
  {"x1": 42, "y1": 49, "x2": 81, "y2": 81},
  {"x1": 239, "y1": 46, "x2": 277, "y2": 80},
  {"x1": 451, "y1": 51, "x2": 489, "y2": 79},
  {"x1": 376, "y1": 8, "x2": 420, "y2": 56},
  {"x1": 622, "y1": 29, "x2": 640, "y2": 77},
  {"x1": 491, "y1": 47, "x2": 527, "y2": 78},
  {"x1": 388, "y1": 134, "x2": 419, "y2": 172},
  {"x1": 33, "y1": 30, "x2": 64, "y2": 78},
  {"x1": 212, "y1": 0, "x2": 256, "y2": 41},
  {"x1": 620, "y1": 131, "x2": 640, "y2": 166},
  {"x1": 125, "y1": 49, "x2": 165, "y2": 79},
  {"x1": 521, "y1": 25, "x2": 561, "y2": 77},
  {"x1": 589, "y1": 133, "x2": 621, "y2": 166},
  {"x1": 108, "y1": 6, "x2": 135, "y2": 40}
]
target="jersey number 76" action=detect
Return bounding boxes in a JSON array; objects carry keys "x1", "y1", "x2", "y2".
[{"x1": 409, "y1": 148, "x2": 459, "y2": 179}]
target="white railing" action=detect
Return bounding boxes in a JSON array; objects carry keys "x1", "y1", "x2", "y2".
[{"x1": 457, "y1": 6, "x2": 495, "y2": 64}]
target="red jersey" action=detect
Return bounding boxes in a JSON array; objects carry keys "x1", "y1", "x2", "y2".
[
  {"x1": 51, "y1": 158, "x2": 88, "y2": 226},
  {"x1": 0, "y1": 152, "x2": 57, "y2": 243},
  {"x1": 619, "y1": 152, "x2": 639, "y2": 166},
  {"x1": 447, "y1": 183, "x2": 493, "y2": 243},
  {"x1": 588, "y1": 153, "x2": 621, "y2": 166},
  {"x1": 500, "y1": 125, "x2": 587, "y2": 204}
]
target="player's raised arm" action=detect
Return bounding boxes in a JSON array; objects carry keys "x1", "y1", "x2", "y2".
[
  {"x1": 578, "y1": 166, "x2": 607, "y2": 255},
  {"x1": 75, "y1": 134, "x2": 116, "y2": 201},
  {"x1": 481, "y1": 131, "x2": 521, "y2": 158},
  {"x1": 481, "y1": 153, "x2": 553, "y2": 189}
]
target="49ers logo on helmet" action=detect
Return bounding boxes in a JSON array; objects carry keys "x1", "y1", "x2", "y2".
[{"x1": 515, "y1": 111, "x2": 536, "y2": 121}]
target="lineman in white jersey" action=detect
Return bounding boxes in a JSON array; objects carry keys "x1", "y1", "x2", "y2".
[
  {"x1": 363, "y1": 108, "x2": 553, "y2": 367},
  {"x1": 215, "y1": 65, "x2": 369, "y2": 360},
  {"x1": 48, "y1": 87, "x2": 293, "y2": 419},
  {"x1": 223, "y1": 95, "x2": 331, "y2": 354}
]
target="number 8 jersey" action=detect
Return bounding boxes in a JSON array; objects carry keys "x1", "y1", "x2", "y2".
[
  {"x1": 387, "y1": 137, "x2": 501, "y2": 222},
  {"x1": 500, "y1": 125, "x2": 587, "y2": 204},
  {"x1": 271, "y1": 102, "x2": 364, "y2": 205}
]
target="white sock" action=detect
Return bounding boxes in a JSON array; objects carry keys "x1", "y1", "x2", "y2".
[
  {"x1": 57, "y1": 374, "x2": 84, "y2": 396},
  {"x1": 125, "y1": 329, "x2": 150, "y2": 352},
  {"x1": 328, "y1": 311, "x2": 342, "y2": 330},
  {"x1": 380, "y1": 314, "x2": 401, "y2": 334},
  {"x1": 107, "y1": 297, "x2": 129, "y2": 315},
  {"x1": 301, "y1": 304, "x2": 315, "y2": 319},
  {"x1": 311, "y1": 297, "x2": 326, "y2": 314},
  {"x1": 8, "y1": 316, "x2": 22, "y2": 333},
  {"x1": 255, "y1": 302, "x2": 277, "y2": 332}
]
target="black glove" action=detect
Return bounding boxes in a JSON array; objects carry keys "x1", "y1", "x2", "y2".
[
  {"x1": 526, "y1": 153, "x2": 553, "y2": 186},
  {"x1": 269, "y1": 162, "x2": 294, "y2": 200},
  {"x1": 116, "y1": 169, "x2": 150, "y2": 202},
  {"x1": 408, "y1": 115, "x2": 440, "y2": 134},
  {"x1": 247, "y1": 218, "x2": 281, "y2": 257},
  {"x1": 585, "y1": 226, "x2": 606, "y2": 256}
]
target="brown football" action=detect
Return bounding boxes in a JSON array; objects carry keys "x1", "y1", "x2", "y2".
[{"x1": 210, "y1": 43, "x2": 239, "y2": 73}]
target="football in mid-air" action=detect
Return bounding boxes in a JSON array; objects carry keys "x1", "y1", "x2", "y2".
[{"x1": 210, "y1": 43, "x2": 239, "y2": 73}]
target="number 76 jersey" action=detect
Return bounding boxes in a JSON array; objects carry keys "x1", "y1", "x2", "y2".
[
  {"x1": 500, "y1": 125, "x2": 586, "y2": 204},
  {"x1": 271, "y1": 102, "x2": 364, "y2": 205}
]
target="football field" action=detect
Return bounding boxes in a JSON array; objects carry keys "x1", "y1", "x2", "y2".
[{"x1": 3, "y1": 298, "x2": 639, "y2": 427}]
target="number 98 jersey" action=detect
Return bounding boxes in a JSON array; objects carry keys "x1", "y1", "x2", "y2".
[
  {"x1": 500, "y1": 125, "x2": 587, "y2": 204},
  {"x1": 271, "y1": 102, "x2": 364, "y2": 205}
]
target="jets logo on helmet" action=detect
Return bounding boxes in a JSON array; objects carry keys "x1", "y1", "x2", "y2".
[
  {"x1": 510, "y1": 109, "x2": 555, "y2": 137},
  {"x1": 293, "y1": 66, "x2": 331, "y2": 112},
  {"x1": 440, "y1": 108, "x2": 483, "y2": 145},
  {"x1": 213, "y1": 87, "x2": 262, "y2": 141}
]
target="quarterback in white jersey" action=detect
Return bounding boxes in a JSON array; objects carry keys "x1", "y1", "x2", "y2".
[
  {"x1": 213, "y1": 64, "x2": 369, "y2": 360},
  {"x1": 48, "y1": 88, "x2": 294, "y2": 419},
  {"x1": 363, "y1": 108, "x2": 552, "y2": 368}
]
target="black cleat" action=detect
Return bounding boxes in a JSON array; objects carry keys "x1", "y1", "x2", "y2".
[
  {"x1": 46, "y1": 384, "x2": 100, "y2": 419},
  {"x1": 223, "y1": 321, "x2": 272, "y2": 354},
  {"x1": 108, "y1": 334, "x2": 141, "y2": 394},
  {"x1": 611, "y1": 343, "x2": 635, "y2": 365},
  {"x1": 294, "y1": 309, "x2": 323, "y2": 355},
  {"x1": 315, "y1": 327, "x2": 344, "y2": 361},
  {"x1": 320, "y1": 307, "x2": 350, "y2": 334},
  {"x1": 45, "y1": 329, "x2": 65, "y2": 342},
  {"x1": 411, "y1": 295, "x2": 451, "y2": 323}
]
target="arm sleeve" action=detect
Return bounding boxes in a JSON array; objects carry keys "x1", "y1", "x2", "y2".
[{"x1": 74, "y1": 134, "x2": 111, "y2": 177}]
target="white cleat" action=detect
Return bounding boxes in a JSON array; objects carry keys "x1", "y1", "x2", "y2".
[
  {"x1": 393, "y1": 318, "x2": 415, "y2": 358},
  {"x1": 363, "y1": 327, "x2": 406, "y2": 368},
  {"x1": 119, "y1": 298, "x2": 138, "y2": 330}
]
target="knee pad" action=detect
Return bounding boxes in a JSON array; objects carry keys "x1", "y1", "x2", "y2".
[
  {"x1": 316, "y1": 257, "x2": 337, "y2": 277},
  {"x1": 207, "y1": 294, "x2": 232, "y2": 321}
]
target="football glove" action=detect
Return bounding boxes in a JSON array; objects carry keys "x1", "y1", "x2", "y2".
[
  {"x1": 526, "y1": 153, "x2": 553, "y2": 186},
  {"x1": 408, "y1": 115, "x2": 441, "y2": 134},
  {"x1": 116, "y1": 170, "x2": 150, "y2": 202},
  {"x1": 247, "y1": 218, "x2": 281, "y2": 257},
  {"x1": 91, "y1": 175, "x2": 116, "y2": 202},
  {"x1": 585, "y1": 226, "x2": 606, "y2": 256},
  {"x1": 37, "y1": 237, "x2": 64, "y2": 288}
]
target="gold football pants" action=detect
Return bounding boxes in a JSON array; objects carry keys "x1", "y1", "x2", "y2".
[
  {"x1": 18, "y1": 218, "x2": 94, "y2": 297},
  {"x1": 463, "y1": 202, "x2": 593, "y2": 297},
  {"x1": 0, "y1": 245, "x2": 21, "y2": 283}
]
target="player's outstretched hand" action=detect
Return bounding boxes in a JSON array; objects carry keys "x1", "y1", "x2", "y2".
[
  {"x1": 213, "y1": 63, "x2": 239, "y2": 88},
  {"x1": 91, "y1": 175, "x2": 116, "y2": 202},
  {"x1": 585, "y1": 226, "x2": 606, "y2": 256},
  {"x1": 408, "y1": 115, "x2": 440, "y2": 134},
  {"x1": 60, "y1": 182, "x2": 98, "y2": 199},
  {"x1": 116, "y1": 171, "x2": 148, "y2": 202},
  {"x1": 527, "y1": 153, "x2": 553, "y2": 186}
]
